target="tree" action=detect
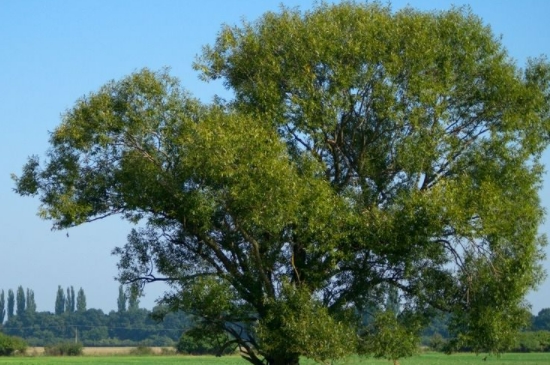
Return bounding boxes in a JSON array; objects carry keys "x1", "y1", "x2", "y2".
[
  {"x1": 128, "y1": 287, "x2": 139, "y2": 312},
  {"x1": 0, "y1": 290, "x2": 5, "y2": 324},
  {"x1": 15, "y1": 287, "x2": 25, "y2": 317},
  {"x1": 13, "y1": 3, "x2": 550, "y2": 365},
  {"x1": 0, "y1": 332, "x2": 27, "y2": 356},
  {"x1": 6, "y1": 290, "x2": 14, "y2": 321},
  {"x1": 533, "y1": 308, "x2": 550, "y2": 331},
  {"x1": 76, "y1": 288, "x2": 86, "y2": 313},
  {"x1": 360, "y1": 311, "x2": 420, "y2": 365},
  {"x1": 26, "y1": 289, "x2": 36, "y2": 314},
  {"x1": 117, "y1": 285, "x2": 126, "y2": 313},
  {"x1": 66, "y1": 286, "x2": 75, "y2": 313},
  {"x1": 54, "y1": 286, "x2": 65, "y2": 315}
]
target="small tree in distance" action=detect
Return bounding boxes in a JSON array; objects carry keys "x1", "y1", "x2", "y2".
[
  {"x1": 65, "y1": 286, "x2": 75, "y2": 313},
  {"x1": 54, "y1": 286, "x2": 65, "y2": 315},
  {"x1": 128, "y1": 287, "x2": 139, "y2": 312},
  {"x1": 6, "y1": 290, "x2": 14, "y2": 320},
  {"x1": 76, "y1": 287, "x2": 86, "y2": 312},
  {"x1": 117, "y1": 285, "x2": 126, "y2": 313},
  {"x1": 15, "y1": 287, "x2": 25, "y2": 317},
  {"x1": 0, "y1": 290, "x2": 5, "y2": 324},
  {"x1": 26, "y1": 288, "x2": 36, "y2": 314}
]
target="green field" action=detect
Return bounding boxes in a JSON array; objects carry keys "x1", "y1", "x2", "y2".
[{"x1": 2, "y1": 353, "x2": 550, "y2": 365}]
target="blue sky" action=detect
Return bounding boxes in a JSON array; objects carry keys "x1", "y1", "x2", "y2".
[{"x1": 1, "y1": 0, "x2": 549, "y2": 314}]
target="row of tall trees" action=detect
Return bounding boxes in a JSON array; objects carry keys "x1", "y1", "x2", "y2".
[
  {"x1": 116, "y1": 285, "x2": 139, "y2": 313},
  {"x1": 0, "y1": 287, "x2": 36, "y2": 322},
  {"x1": 54, "y1": 286, "x2": 86, "y2": 315},
  {"x1": 0, "y1": 286, "x2": 85, "y2": 322},
  {"x1": 1, "y1": 285, "x2": 139, "y2": 321}
]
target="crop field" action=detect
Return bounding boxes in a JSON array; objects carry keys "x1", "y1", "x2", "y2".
[{"x1": 2, "y1": 353, "x2": 550, "y2": 365}]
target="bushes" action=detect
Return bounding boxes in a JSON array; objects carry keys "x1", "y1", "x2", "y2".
[
  {"x1": 513, "y1": 331, "x2": 550, "y2": 352},
  {"x1": 44, "y1": 341, "x2": 83, "y2": 356},
  {"x1": 129, "y1": 345, "x2": 154, "y2": 355},
  {"x1": 176, "y1": 329, "x2": 235, "y2": 355},
  {"x1": 428, "y1": 333, "x2": 448, "y2": 352},
  {"x1": 0, "y1": 332, "x2": 27, "y2": 356}
]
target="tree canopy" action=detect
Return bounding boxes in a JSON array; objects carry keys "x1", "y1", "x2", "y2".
[{"x1": 14, "y1": 2, "x2": 550, "y2": 364}]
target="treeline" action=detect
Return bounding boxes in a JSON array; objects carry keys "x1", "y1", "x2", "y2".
[
  {"x1": 422, "y1": 308, "x2": 550, "y2": 353},
  {"x1": 0, "y1": 287, "x2": 37, "y2": 322},
  {"x1": 0, "y1": 285, "x2": 191, "y2": 346}
]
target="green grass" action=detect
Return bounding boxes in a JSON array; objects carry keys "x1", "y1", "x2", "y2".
[
  {"x1": 2, "y1": 353, "x2": 550, "y2": 365},
  {"x1": 0, "y1": 355, "x2": 243, "y2": 365}
]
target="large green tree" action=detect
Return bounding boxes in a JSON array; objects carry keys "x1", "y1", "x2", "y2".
[{"x1": 13, "y1": 3, "x2": 550, "y2": 365}]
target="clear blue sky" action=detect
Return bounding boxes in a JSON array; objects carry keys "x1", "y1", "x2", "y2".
[{"x1": 1, "y1": 0, "x2": 549, "y2": 315}]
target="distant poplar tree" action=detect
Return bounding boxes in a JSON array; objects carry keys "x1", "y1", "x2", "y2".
[
  {"x1": 16, "y1": 286, "x2": 25, "y2": 316},
  {"x1": 70, "y1": 286, "x2": 76, "y2": 312},
  {"x1": 0, "y1": 290, "x2": 5, "y2": 323},
  {"x1": 65, "y1": 286, "x2": 75, "y2": 313},
  {"x1": 7, "y1": 290, "x2": 14, "y2": 319},
  {"x1": 117, "y1": 285, "x2": 126, "y2": 313},
  {"x1": 26, "y1": 288, "x2": 36, "y2": 314},
  {"x1": 54, "y1": 286, "x2": 65, "y2": 315},
  {"x1": 76, "y1": 287, "x2": 86, "y2": 312},
  {"x1": 128, "y1": 287, "x2": 139, "y2": 312}
]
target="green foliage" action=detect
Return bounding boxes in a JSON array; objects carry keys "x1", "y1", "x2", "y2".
[
  {"x1": 129, "y1": 345, "x2": 154, "y2": 355},
  {"x1": 359, "y1": 310, "x2": 420, "y2": 363},
  {"x1": 0, "y1": 290, "x2": 5, "y2": 324},
  {"x1": 117, "y1": 285, "x2": 126, "y2": 313},
  {"x1": 2, "y1": 304, "x2": 190, "y2": 346},
  {"x1": 26, "y1": 289, "x2": 36, "y2": 314},
  {"x1": 44, "y1": 342, "x2": 83, "y2": 356},
  {"x1": 76, "y1": 288, "x2": 86, "y2": 312},
  {"x1": 15, "y1": 287, "x2": 25, "y2": 317},
  {"x1": 533, "y1": 308, "x2": 550, "y2": 331},
  {"x1": 428, "y1": 333, "x2": 448, "y2": 352},
  {"x1": 13, "y1": 2, "x2": 550, "y2": 365},
  {"x1": 128, "y1": 286, "x2": 139, "y2": 312},
  {"x1": 66, "y1": 286, "x2": 75, "y2": 313},
  {"x1": 55, "y1": 286, "x2": 65, "y2": 315},
  {"x1": 513, "y1": 331, "x2": 550, "y2": 352},
  {"x1": 176, "y1": 329, "x2": 234, "y2": 356},
  {"x1": 0, "y1": 332, "x2": 27, "y2": 356},
  {"x1": 7, "y1": 290, "x2": 14, "y2": 320},
  {"x1": 257, "y1": 283, "x2": 357, "y2": 363}
]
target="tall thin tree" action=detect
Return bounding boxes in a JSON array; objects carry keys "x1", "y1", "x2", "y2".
[
  {"x1": 76, "y1": 287, "x2": 86, "y2": 312},
  {"x1": 16, "y1": 286, "x2": 25, "y2": 316},
  {"x1": 70, "y1": 286, "x2": 75, "y2": 313},
  {"x1": 55, "y1": 285, "x2": 65, "y2": 315},
  {"x1": 26, "y1": 288, "x2": 36, "y2": 314},
  {"x1": 128, "y1": 287, "x2": 139, "y2": 312},
  {"x1": 7, "y1": 289, "x2": 14, "y2": 320},
  {"x1": 65, "y1": 286, "x2": 75, "y2": 313},
  {"x1": 117, "y1": 285, "x2": 126, "y2": 313},
  {"x1": 0, "y1": 290, "x2": 5, "y2": 323}
]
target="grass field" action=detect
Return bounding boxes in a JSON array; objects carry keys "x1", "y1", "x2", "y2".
[{"x1": 2, "y1": 352, "x2": 550, "y2": 365}]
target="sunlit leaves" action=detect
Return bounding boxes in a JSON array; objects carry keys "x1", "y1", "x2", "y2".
[{"x1": 14, "y1": 2, "x2": 550, "y2": 364}]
